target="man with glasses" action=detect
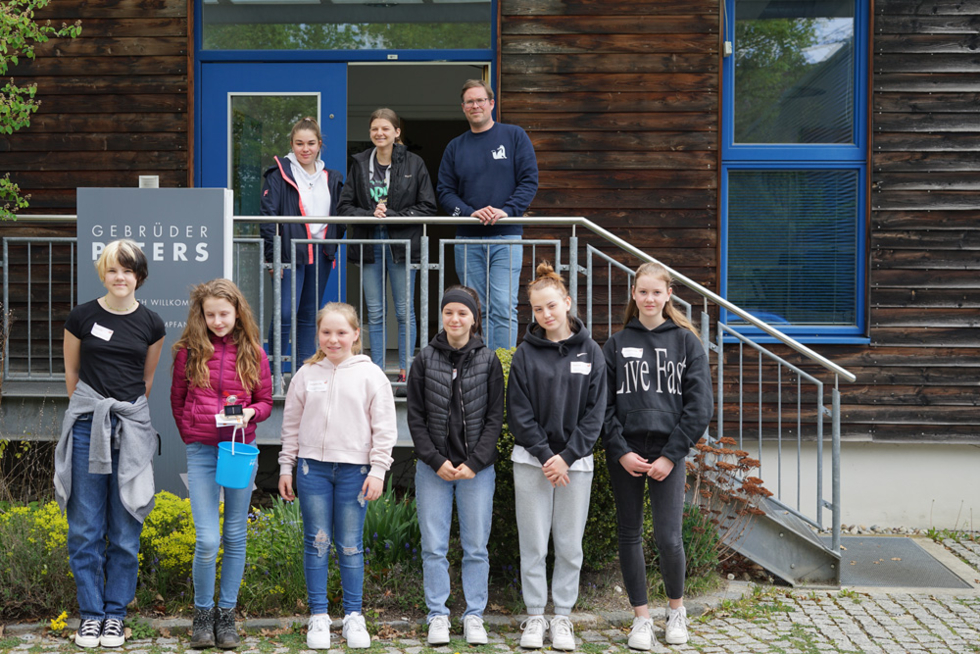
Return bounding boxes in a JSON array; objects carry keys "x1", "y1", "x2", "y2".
[{"x1": 437, "y1": 79, "x2": 539, "y2": 351}]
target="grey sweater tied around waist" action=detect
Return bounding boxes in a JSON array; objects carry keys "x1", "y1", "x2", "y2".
[{"x1": 54, "y1": 380, "x2": 158, "y2": 522}]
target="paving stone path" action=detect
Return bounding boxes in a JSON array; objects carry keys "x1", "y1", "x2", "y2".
[
  {"x1": 941, "y1": 538, "x2": 980, "y2": 577},
  {"x1": 3, "y1": 589, "x2": 979, "y2": 654}
]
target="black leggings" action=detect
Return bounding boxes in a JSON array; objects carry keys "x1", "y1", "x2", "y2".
[{"x1": 607, "y1": 455, "x2": 686, "y2": 603}]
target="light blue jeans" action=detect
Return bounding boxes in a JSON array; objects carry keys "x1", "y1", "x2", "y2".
[
  {"x1": 66, "y1": 415, "x2": 143, "y2": 621},
  {"x1": 362, "y1": 226, "x2": 416, "y2": 371},
  {"x1": 296, "y1": 459, "x2": 369, "y2": 615},
  {"x1": 454, "y1": 235, "x2": 523, "y2": 351},
  {"x1": 186, "y1": 441, "x2": 255, "y2": 610},
  {"x1": 415, "y1": 461, "x2": 495, "y2": 621}
]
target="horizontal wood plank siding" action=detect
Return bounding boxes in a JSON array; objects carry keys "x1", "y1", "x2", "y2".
[
  {"x1": 1, "y1": 0, "x2": 189, "y2": 375},
  {"x1": 499, "y1": 0, "x2": 720, "y2": 342}
]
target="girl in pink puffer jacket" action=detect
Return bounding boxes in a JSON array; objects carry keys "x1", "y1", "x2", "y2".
[{"x1": 170, "y1": 279, "x2": 273, "y2": 649}]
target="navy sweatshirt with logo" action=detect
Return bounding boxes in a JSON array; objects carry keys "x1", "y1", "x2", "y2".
[
  {"x1": 507, "y1": 317, "x2": 607, "y2": 467},
  {"x1": 436, "y1": 121, "x2": 538, "y2": 238},
  {"x1": 602, "y1": 317, "x2": 714, "y2": 465}
]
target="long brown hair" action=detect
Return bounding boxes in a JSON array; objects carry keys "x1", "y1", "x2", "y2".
[
  {"x1": 527, "y1": 261, "x2": 573, "y2": 331},
  {"x1": 623, "y1": 262, "x2": 699, "y2": 337},
  {"x1": 306, "y1": 302, "x2": 363, "y2": 365},
  {"x1": 172, "y1": 279, "x2": 263, "y2": 391}
]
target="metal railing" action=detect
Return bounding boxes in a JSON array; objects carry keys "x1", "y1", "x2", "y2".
[{"x1": 3, "y1": 213, "x2": 853, "y2": 549}]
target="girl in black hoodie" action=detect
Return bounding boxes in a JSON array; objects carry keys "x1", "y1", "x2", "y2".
[
  {"x1": 602, "y1": 262, "x2": 713, "y2": 649},
  {"x1": 406, "y1": 286, "x2": 504, "y2": 647},
  {"x1": 506, "y1": 263, "x2": 606, "y2": 651}
]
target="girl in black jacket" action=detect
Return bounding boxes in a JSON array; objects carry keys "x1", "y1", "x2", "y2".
[
  {"x1": 506, "y1": 262, "x2": 606, "y2": 651},
  {"x1": 406, "y1": 286, "x2": 504, "y2": 648},
  {"x1": 259, "y1": 116, "x2": 345, "y2": 368},
  {"x1": 337, "y1": 108, "x2": 436, "y2": 383},
  {"x1": 603, "y1": 262, "x2": 713, "y2": 649}
]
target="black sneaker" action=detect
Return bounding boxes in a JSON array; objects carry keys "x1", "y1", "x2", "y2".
[
  {"x1": 74, "y1": 619, "x2": 102, "y2": 648},
  {"x1": 100, "y1": 618, "x2": 125, "y2": 648}
]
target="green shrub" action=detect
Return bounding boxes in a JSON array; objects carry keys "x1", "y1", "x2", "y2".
[
  {"x1": 364, "y1": 478, "x2": 421, "y2": 570},
  {"x1": 0, "y1": 501, "x2": 75, "y2": 618},
  {"x1": 239, "y1": 496, "x2": 307, "y2": 614}
]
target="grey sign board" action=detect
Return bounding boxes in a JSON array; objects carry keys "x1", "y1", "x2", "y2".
[{"x1": 77, "y1": 187, "x2": 232, "y2": 496}]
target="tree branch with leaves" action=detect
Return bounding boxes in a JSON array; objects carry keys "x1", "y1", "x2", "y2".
[{"x1": 1, "y1": 0, "x2": 81, "y2": 220}]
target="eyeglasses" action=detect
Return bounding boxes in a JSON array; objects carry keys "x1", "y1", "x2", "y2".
[{"x1": 463, "y1": 98, "x2": 490, "y2": 108}]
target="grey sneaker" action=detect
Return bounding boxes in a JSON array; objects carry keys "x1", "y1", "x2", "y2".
[
  {"x1": 190, "y1": 608, "x2": 215, "y2": 649},
  {"x1": 215, "y1": 607, "x2": 241, "y2": 649}
]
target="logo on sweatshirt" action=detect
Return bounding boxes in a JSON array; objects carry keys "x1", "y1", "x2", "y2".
[
  {"x1": 617, "y1": 349, "x2": 686, "y2": 396},
  {"x1": 491, "y1": 145, "x2": 507, "y2": 160}
]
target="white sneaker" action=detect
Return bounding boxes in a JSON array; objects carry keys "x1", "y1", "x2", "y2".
[
  {"x1": 463, "y1": 615, "x2": 488, "y2": 645},
  {"x1": 74, "y1": 619, "x2": 102, "y2": 648},
  {"x1": 549, "y1": 616, "x2": 575, "y2": 651},
  {"x1": 427, "y1": 615, "x2": 451, "y2": 646},
  {"x1": 100, "y1": 618, "x2": 125, "y2": 648},
  {"x1": 627, "y1": 616, "x2": 654, "y2": 651},
  {"x1": 307, "y1": 613, "x2": 331, "y2": 650},
  {"x1": 342, "y1": 612, "x2": 371, "y2": 649},
  {"x1": 664, "y1": 605, "x2": 689, "y2": 645},
  {"x1": 519, "y1": 616, "x2": 547, "y2": 649}
]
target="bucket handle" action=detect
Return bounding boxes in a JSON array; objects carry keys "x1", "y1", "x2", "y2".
[{"x1": 230, "y1": 425, "x2": 245, "y2": 456}]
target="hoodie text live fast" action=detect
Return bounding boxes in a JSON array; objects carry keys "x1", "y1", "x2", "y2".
[{"x1": 602, "y1": 318, "x2": 714, "y2": 466}]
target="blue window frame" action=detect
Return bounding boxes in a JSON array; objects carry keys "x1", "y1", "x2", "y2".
[{"x1": 721, "y1": 0, "x2": 869, "y2": 343}]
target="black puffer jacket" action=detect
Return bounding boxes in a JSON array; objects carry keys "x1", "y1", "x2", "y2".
[
  {"x1": 337, "y1": 144, "x2": 437, "y2": 265},
  {"x1": 406, "y1": 331, "x2": 504, "y2": 474}
]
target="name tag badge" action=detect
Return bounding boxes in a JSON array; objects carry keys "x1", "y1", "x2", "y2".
[
  {"x1": 622, "y1": 347, "x2": 643, "y2": 359},
  {"x1": 91, "y1": 322, "x2": 114, "y2": 341},
  {"x1": 307, "y1": 380, "x2": 329, "y2": 393},
  {"x1": 570, "y1": 361, "x2": 592, "y2": 375},
  {"x1": 215, "y1": 413, "x2": 243, "y2": 427},
  {"x1": 452, "y1": 367, "x2": 458, "y2": 380}
]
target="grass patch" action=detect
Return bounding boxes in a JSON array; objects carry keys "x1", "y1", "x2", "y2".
[{"x1": 698, "y1": 584, "x2": 795, "y2": 623}]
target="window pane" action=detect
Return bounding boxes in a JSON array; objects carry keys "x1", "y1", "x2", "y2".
[
  {"x1": 734, "y1": 0, "x2": 854, "y2": 144},
  {"x1": 728, "y1": 170, "x2": 858, "y2": 326},
  {"x1": 231, "y1": 94, "x2": 319, "y2": 227},
  {"x1": 203, "y1": 0, "x2": 491, "y2": 50}
]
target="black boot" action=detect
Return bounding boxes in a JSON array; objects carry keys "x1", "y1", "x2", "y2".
[
  {"x1": 215, "y1": 607, "x2": 241, "y2": 650},
  {"x1": 190, "y1": 607, "x2": 216, "y2": 649}
]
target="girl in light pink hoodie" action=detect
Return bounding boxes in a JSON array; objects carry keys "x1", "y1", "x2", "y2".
[{"x1": 278, "y1": 302, "x2": 397, "y2": 651}]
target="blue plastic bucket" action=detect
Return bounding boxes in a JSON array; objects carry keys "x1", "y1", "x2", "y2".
[{"x1": 215, "y1": 428, "x2": 259, "y2": 489}]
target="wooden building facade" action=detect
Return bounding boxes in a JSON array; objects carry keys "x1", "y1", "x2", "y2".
[{"x1": 2, "y1": 0, "x2": 978, "y2": 449}]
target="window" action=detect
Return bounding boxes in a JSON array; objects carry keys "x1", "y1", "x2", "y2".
[
  {"x1": 722, "y1": 0, "x2": 868, "y2": 341},
  {"x1": 201, "y1": 0, "x2": 492, "y2": 51}
]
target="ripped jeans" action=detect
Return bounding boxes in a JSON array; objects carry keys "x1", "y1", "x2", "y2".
[{"x1": 296, "y1": 459, "x2": 369, "y2": 615}]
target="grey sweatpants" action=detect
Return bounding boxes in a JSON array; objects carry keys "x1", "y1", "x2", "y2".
[{"x1": 513, "y1": 462, "x2": 593, "y2": 615}]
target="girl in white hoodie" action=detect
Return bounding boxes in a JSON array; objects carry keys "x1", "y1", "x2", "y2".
[{"x1": 278, "y1": 303, "x2": 397, "y2": 651}]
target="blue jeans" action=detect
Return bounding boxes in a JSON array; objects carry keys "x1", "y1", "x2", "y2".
[
  {"x1": 269, "y1": 250, "x2": 331, "y2": 368},
  {"x1": 415, "y1": 462, "x2": 495, "y2": 621},
  {"x1": 454, "y1": 235, "x2": 523, "y2": 351},
  {"x1": 296, "y1": 459, "x2": 369, "y2": 615},
  {"x1": 186, "y1": 442, "x2": 255, "y2": 610},
  {"x1": 362, "y1": 226, "x2": 416, "y2": 371},
  {"x1": 66, "y1": 415, "x2": 143, "y2": 621}
]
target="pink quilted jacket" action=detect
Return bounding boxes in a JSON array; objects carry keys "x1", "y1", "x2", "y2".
[{"x1": 171, "y1": 334, "x2": 273, "y2": 446}]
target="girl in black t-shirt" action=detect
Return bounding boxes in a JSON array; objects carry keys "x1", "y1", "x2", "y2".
[{"x1": 56, "y1": 239, "x2": 165, "y2": 650}]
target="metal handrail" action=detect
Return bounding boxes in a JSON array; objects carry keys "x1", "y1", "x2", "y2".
[{"x1": 13, "y1": 212, "x2": 856, "y2": 383}]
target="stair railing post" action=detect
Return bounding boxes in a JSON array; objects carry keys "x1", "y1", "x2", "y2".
[
  {"x1": 420, "y1": 231, "x2": 430, "y2": 353},
  {"x1": 832, "y1": 382, "x2": 842, "y2": 553},
  {"x1": 568, "y1": 233, "x2": 578, "y2": 308}
]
